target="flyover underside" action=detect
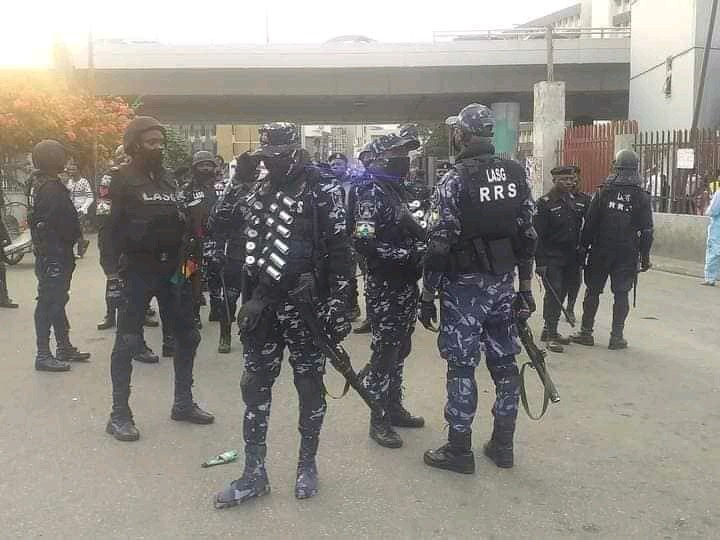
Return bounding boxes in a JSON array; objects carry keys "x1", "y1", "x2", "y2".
[{"x1": 134, "y1": 91, "x2": 628, "y2": 124}]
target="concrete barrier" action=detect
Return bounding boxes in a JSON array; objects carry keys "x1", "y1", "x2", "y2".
[{"x1": 651, "y1": 213, "x2": 708, "y2": 264}]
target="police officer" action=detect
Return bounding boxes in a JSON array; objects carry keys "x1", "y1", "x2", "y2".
[
  {"x1": 105, "y1": 117, "x2": 214, "y2": 442},
  {"x1": 571, "y1": 150, "x2": 653, "y2": 350},
  {"x1": 181, "y1": 150, "x2": 222, "y2": 328},
  {"x1": 350, "y1": 129, "x2": 426, "y2": 449},
  {"x1": 205, "y1": 157, "x2": 231, "y2": 323},
  {"x1": 207, "y1": 154, "x2": 259, "y2": 353},
  {"x1": 564, "y1": 172, "x2": 592, "y2": 325},
  {"x1": 28, "y1": 140, "x2": 91, "y2": 372},
  {"x1": 0, "y1": 218, "x2": 19, "y2": 309},
  {"x1": 214, "y1": 122, "x2": 352, "y2": 507},
  {"x1": 534, "y1": 165, "x2": 588, "y2": 352},
  {"x1": 97, "y1": 146, "x2": 160, "y2": 364},
  {"x1": 419, "y1": 104, "x2": 537, "y2": 474}
]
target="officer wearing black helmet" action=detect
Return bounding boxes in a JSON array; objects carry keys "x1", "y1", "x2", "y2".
[
  {"x1": 571, "y1": 149, "x2": 653, "y2": 350},
  {"x1": 27, "y1": 140, "x2": 91, "y2": 372},
  {"x1": 349, "y1": 129, "x2": 427, "y2": 449},
  {"x1": 214, "y1": 122, "x2": 352, "y2": 507},
  {"x1": 534, "y1": 165, "x2": 589, "y2": 352},
  {"x1": 180, "y1": 150, "x2": 222, "y2": 328},
  {"x1": 105, "y1": 116, "x2": 214, "y2": 442},
  {"x1": 420, "y1": 104, "x2": 537, "y2": 474}
]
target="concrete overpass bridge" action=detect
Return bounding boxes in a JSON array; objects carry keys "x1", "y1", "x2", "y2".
[{"x1": 67, "y1": 28, "x2": 631, "y2": 124}]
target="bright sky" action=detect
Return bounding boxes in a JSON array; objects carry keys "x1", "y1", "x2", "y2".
[{"x1": 1, "y1": 0, "x2": 575, "y2": 67}]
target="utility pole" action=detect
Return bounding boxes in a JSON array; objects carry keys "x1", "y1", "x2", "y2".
[
  {"x1": 88, "y1": 30, "x2": 98, "y2": 185},
  {"x1": 265, "y1": 13, "x2": 270, "y2": 45},
  {"x1": 691, "y1": 0, "x2": 719, "y2": 132},
  {"x1": 546, "y1": 26, "x2": 554, "y2": 82}
]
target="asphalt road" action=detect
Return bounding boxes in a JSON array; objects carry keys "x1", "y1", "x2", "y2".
[{"x1": 0, "y1": 241, "x2": 718, "y2": 539}]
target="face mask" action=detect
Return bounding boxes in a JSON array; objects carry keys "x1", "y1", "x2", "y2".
[
  {"x1": 138, "y1": 147, "x2": 164, "y2": 170},
  {"x1": 195, "y1": 169, "x2": 215, "y2": 182},
  {"x1": 264, "y1": 156, "x2": 292, "y2": 176},
  {"x1": 370, "y1": 157, "x2": 410, "y2": 181}
]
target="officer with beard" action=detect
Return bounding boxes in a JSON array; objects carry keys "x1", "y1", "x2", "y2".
[
  {"x1": 180, "y1": 151, "x2": 221, "y2": 328},
  {"x1": 350, "y1": 129, "x2": 426, "y2": 449},
  {"x1": 28, "y1": 140, "x2": 91, "y2": 371},
  {"x1": 571, "y1": 150, "x2": 653, "y2": 350},
  {"x1": 214, "y1": 122, "x2": 352, "y2": 507},
  {"x1": 420, "y1": 104, "x2": 537, "y2": 474},
  {"x1": 105, "y1": 117, "x2": 214, "y2": 442},
  {"x1": 207, "y1": 154, "x2": 260, "y2": 354}
]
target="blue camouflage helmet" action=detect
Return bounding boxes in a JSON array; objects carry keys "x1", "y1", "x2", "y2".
[
  {"x1": 253, "y1": 122, "x2": 300, "y2": 158},
  {"x1": 445, "y1": 103, "x2": 495, "y2": 140}
]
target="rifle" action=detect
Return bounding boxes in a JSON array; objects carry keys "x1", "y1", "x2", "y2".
[
  {"x1": 516, "y1": 318, "x2": 560, "y2": 420},
  {"x1": 289, "y1": 276, "x2": 387, "y2": 419}
]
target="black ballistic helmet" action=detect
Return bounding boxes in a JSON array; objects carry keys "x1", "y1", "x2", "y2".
[
  {"x1": 192, "y1": 150, "x2": 216, "y2": 168},
  {"x1": 445, "y1": 103, "x2": 496, "y2": 140},
  {"x1": 253, "y1": 122, "x2": 300, "y2": 158},
  {"x1": 614, "y1": 149, "x2": 640, "y2": 173},
  {"x1": 122, "y1": 116, "x2": 165, "y2": 156},
  {"x1": 32, "y1": 140, "x2": 68, "y2": 175}
]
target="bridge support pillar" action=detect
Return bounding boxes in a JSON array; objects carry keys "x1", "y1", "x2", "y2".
[
  {"x1": 491, "y1": 102, "x2": 520, "y2": 159},
  {"x1": 533, "y1": 81, "x2": 566, "y2": 196}
]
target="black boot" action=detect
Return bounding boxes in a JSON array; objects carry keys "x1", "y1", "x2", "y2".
[
  {"x1": 171, "y1": 402, "x2": 215, "y2": 424},
  {"x1": 97, "y1": 312, "x2": 116, "y2": 330},
  {"x1": 0, "y1": 267, "x2": 18, "y2": 308},
  {"x1": 354, "y1": 319, "x2": 371, "y2": 334},
  {"x1": 171, "y1": 356, "x2": 214, "y2": 423},
  {"x1": 218, "y1": 322, "x2": 232, "y2": 354},
  {"x1": 424, "y1": 429, "x2": 475, "y2": 474},
  {"x1": 388, "y1": 387, "x2": 425, "y2": 428},
  {"x1": 540, "y1": 325, "x2": 570, "y2": 345},
  {"x1": 214, "y1": 444, "x2": 271, "y2": 509},
  {"x1": 570, "y1": 328, "x2": 595, "y2": 346},
  {"x1": 483, "y1": 417, "x2": 516, "y2": 469},
  {"x1": 56, "y1": 340, "x2": 91, "y2": 363},
  {"x1": 608, "y1": 334, "x2": 628, "y2": 350},
  {"x1": 35, "y1": 351, "x2": 71, "y2": 372},
  {"x1": 162, "y1": 336, "x2": 176, "y2": 358},
  {"x1": 133, "y1": 343, "x2": 159, "y2": 364},
  {"x1": 107, "y1": 393, "x2": 139, "y2": 441},
  {"x1": 295, "y1": 436, "x2": 320, "y2": 500},
  {"x1": 369, "y1": 411, "x2": 402, "y2": 448}
]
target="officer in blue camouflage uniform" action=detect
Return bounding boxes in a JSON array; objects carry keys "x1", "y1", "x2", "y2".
[
  {"x1": 207, "y1": 154, "x2": 260, "y2": 353},
  {"x1": 350, "y1": 129, "x2": 426, "y2": 449},
  {"x1": 205, "y1": 162, "x2": 230, "y2": 323},
  {"x1": 214, "y1": 123, "x2": 352, "y2": 508},
  {"x1": 420, "y1": 104, "x2": 537, "y2": 474}
]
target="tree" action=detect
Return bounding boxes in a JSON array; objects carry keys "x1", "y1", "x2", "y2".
[
  {"x1": 163, "y1": 126, "x2": 192, "y2": 173},
  {"x1": 419, "y1": 122, "x2": 450, "y2": 158},
  {"x1": 0, "y1": 78, "x2": 134, "y2": 175}
]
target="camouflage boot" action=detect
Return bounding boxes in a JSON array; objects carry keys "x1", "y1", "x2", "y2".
[
  {"x1": 214, "y1": 444, "x2": 271, "y2": 509},
  {"x1": 483, "y1": 417, "x2": 515, "y2": 469},
  {"x1": 295, "y1": 436, "x2": 320, "y2": 500},
  {"x1": 423, "y1": 429, "x2": 475, "y2": 474}
]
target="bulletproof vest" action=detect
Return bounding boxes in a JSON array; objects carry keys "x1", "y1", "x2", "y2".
[
  {"x1": 240, "y1": 176, "x2": 318, "y2": 287},
  {"x1": 594, "y1": 183, "x2": 642, "y2": 249},
  {"x1": 121, "y1": 169, "x2": 184, "y2": 255},
  {"x1": 214, "y1": 179, "x2": 228, "y2": 199},
  {"x1": 369, "y1": 180, "x2": 413, "y2": 246},
  {"x1": 456, "y1": 157, "x2": 521, "y2": 242}
]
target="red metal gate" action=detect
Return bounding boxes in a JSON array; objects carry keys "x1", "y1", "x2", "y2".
[{"x1": 556, "y1": 121, "x2": 638, "y2": 193}]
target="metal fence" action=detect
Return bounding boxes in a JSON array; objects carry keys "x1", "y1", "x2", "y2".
[
  {"x1": 432, "y1": 27, "x2": 631, "y2": 42},
  {"x1": 556, "y1": 121, "x2": 638, "y2": 193},
  {"x1": 634, "y1": 129, "x2": 720, "y2": 215}
]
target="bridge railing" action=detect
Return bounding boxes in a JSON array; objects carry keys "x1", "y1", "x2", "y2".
[{"x1": 432, "y1": 27, "x2": 631, "y2": 43}]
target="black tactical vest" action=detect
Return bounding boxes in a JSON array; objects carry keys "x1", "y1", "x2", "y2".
[{"x1": 594, "y1": 182, "x2": 643, "y2": 250}]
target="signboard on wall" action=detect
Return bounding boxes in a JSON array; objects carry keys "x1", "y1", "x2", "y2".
[{"x1": 677, "y1": 148, "x2": 695, "y2": 169}]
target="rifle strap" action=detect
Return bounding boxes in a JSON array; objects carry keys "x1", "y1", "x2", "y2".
[
  {"x1": 320, "y1": 379, "x2": 351, "y2": 400},
  {"x1": 519, "y1": 361, "x2": 551, "y2": 421}
]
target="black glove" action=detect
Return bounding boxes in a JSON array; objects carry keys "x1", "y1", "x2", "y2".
[
  {"x1": 320, "y1": 297, "x2": 351, "y2": 342},
  {"x1": 640, "y1": 254, "x2": 651, "y2": 272},
  {"x1": 418, "y1": 298, "x2": 438, "y2": 332},
  {"x1": 237, "y1": 297, "x2": 268, "y2": 334},
  {"x1": 513, "y1": 290, "x2": 536, "y2": 322}
]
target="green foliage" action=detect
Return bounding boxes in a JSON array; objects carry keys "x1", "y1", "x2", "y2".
[
  {"x1": 420, "y1": 122, "x2": 450, "y2": 158},
  {"x1": 163, "y1": 126, "x2": 191, "y2": 172}
]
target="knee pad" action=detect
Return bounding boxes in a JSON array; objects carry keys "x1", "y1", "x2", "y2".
[
  {"x1": 118, "y1": 333, "x2": 144, "y2": 356},
  {"x1": 240, "y1": 370, "x2": 273, "y2": 406},
  {"x1": 447, "y1": 364, "x2": 475, "y2": 379},
  {"x1": 178, "y1": 327, "x2": 201, "y2": 350},
  {"x1": 294, "y1": 373, "x2": 324, "y2": 401}
]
